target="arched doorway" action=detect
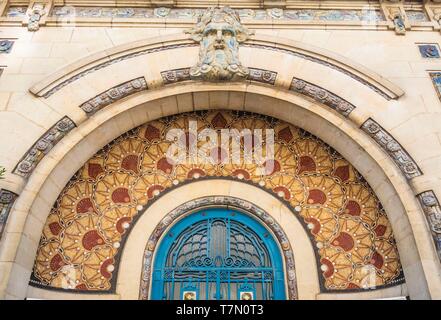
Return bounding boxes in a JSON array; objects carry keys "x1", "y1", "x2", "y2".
[
  {"x1": 4, "y1": 28, "x2": 436, "y2": 299},
  {"x1": 150, "y1": 208, "x2": 286, "y2": 300},
  {"x1": 27, "y1": 109, "x2": 406, "y2": 299}
]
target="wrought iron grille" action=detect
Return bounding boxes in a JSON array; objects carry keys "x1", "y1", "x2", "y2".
[{"x1": 151, "y1": 209, "x2": 285, "y2": 300}]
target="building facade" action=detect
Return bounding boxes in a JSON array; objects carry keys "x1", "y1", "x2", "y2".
[{"x1": 0, "y1": 0, "x2": 441, "y2": 300}]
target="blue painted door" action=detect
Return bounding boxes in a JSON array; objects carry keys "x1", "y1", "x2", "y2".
[{"x1": 150, "y1": 208, "x2": 286, "y2": 300}]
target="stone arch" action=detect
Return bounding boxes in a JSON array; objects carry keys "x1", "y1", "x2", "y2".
[
  {"x1": 1, "y1": 85, "x2": 436, "y2": 300},
  {"x1": 24, "y1": 109, "x2": 408, "y2": 299},
  {"x1": 28, "y1": 33, "x2": 404, "y2": 100}
]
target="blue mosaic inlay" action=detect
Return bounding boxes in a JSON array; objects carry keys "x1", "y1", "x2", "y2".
[{"x1": 419, "y1": 44, "x2": 440, "y2": 58}]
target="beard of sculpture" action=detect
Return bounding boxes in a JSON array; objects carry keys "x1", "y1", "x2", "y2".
[{"x1": 185, "y1": 7, "x2": 254, "y2": 81}]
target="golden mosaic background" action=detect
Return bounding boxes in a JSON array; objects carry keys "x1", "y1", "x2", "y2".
[{"x1": 31, "y1": 110, "x2": 403, "y2": 292}]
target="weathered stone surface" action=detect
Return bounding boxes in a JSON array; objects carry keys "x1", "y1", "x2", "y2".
[{"x1": 185, "y1": 6, "x2": 254, "y2": 81}]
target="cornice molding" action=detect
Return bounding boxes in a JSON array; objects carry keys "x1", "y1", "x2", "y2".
[{"x1": 0, "y1": 2, "x2": 433, "y2": 31}]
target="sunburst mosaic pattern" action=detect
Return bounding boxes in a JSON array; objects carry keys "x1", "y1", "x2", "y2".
[{"x1": 31, "y1": 110, "x2": 403, "y2": 292}]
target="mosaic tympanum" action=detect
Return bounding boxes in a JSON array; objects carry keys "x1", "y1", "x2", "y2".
[{"x1": 31, "y1": 110, "x2": 403, "y2": 293}]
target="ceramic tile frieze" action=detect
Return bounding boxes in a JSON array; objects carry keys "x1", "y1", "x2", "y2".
[
  {"x1": 0, "y1": 190, "x2": 18, "y2": 239},
  {"x1": 80, "y1": 77, "x2": 147, "y2": 114},
  {"x1": 361, "y1": 118, "x2": 422, "y2": 179},
  {"x1": 406, "y1": 10, "x2": 429, "y2": 22},
  {"x1": 161, "y1": 67, "x2": 277, "y2": 85},
  {"x1": 290, "y1": 77, "x2": 355, "y2": 117},
  {"x1": 161, "y1": 68, "x2": 191, "y2": 84},
  {"x1": 417, "y1": 191, "x2": 441, "y2": 261},
  {"x1": 5, "y1": 6, "x2": 27, "y2": 17},
  {"x1": 248, "y1": 68, "x2": 277, "y2": 85},
  {"x1": 49, "y1": 6, "x2": 386, "y2": 22},
  {"x1": 13, "y1": 117, "x2": 76, "y2": 178}
]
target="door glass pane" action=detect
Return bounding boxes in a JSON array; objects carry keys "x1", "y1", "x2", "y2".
[{"x1": 156, "y1": 213, "x2": 279, "y2": 300}]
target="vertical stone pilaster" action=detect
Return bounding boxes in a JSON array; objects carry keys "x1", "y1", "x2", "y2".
[
  {"x1": 380, "y1": 0, "x2": 410, "y2": 35},
  {"x1": 425, "y1": 0, "x2": 441, "y2": 32},
  {"x1": 0, "y1": 190, "x2": 18, "y2": 240},
  {"x1": 23, "y1": 0, "x2": 53, "y2": 31},
  {"x1": 0, "y1": 0, "x2": 9, "y2": 17},
  {"x1": 417, "y1": 191, "x2": 441, "y2": 261}
]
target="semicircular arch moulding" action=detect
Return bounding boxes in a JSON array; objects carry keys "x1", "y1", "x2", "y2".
[
  {"x1": 139, "y1": 196, "x2": 298, "y2": 300},
  {"x1": 28, "y1": 33, "x2": 404, "y2": 101},
  {"x1": 29, "y1": 110, "x2": 404, "y2": 295}
]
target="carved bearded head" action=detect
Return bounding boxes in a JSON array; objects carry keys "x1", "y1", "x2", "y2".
[{"x1": 185, "y1": 7, "x2": 254, "y2": 81}]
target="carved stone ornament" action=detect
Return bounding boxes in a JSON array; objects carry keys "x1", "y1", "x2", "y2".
[
  {"x1": 388, "y1": 7, "x2": 406, "y2": 35},
  {"x1": 361, "y1": 118, "x2": 422, "y2": 179},
  {"x1": 14, "y1": 117, "x2": 76, "y2": 178},
  {"x1": 27, "y1": 3, "x2": 46, "y2": 31},
  {"x1": 290, "y1": 78, "x2": 355, "y2": 117},
  {"x1": 433, "y1": 8, "x2": 441, "y2": 33},
  {"x1": 161, "y1": 68, "x2": 191, "y2": 84},
  {"x1": 0, "y1": 189, "x2": 18, "y2": 240},
  {"x1": 417, "y1": 191, "x2": 441, "y2": 260},
  {"x1": 184, "y1": 6, "x2": 254, "y2": 81},
  {"x1": 80, "y1": 77, "x2": 147, "y2": 114},
  {"x1": 248, "y1": 68, "x2": 277, "y2": 85}
]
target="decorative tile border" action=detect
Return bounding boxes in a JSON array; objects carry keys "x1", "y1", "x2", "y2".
[
  {"x1": 13, "y1": 117, "x2": 76, "y2": 178},
  {"x1": 0, "y1": 190, "x2": 18, "y2": 239},
  {"x1": 248, "y1": 68, "x2": 277, "y2": 85},
  {"x1": 139, "y1": 196, "x2": 297, "y2": 300},
  {"x1": 406, "y1": 10, "x2": 429, "y2": 22},
  {"x1": 49, "y1": 6, "x2": 386, "y2": 22},
  {"x1": 290, "y1": 77, "x2": 355, "y2": 117},
  {"x1": 4, "y1": 6, "x2": 27, "y2": 17},
  {"x1": 161, "y1": 67, "x2": 277, "y2": 85},
  {"x1": 0, "y1": 40, "x2": 14, "y2": 54},
  {"x1": 80, "y1": 77, "x2": 147, "y2": 114},
  {"x1": 264, "y1": 8, "x2": 385, "y2": 22},
  {"x1": 417, "y1": 191, "x2": 441, "y2": 261},
  {"x1": 3, "y1": 5, "x2": 432, "y2": 27},
  {"x1": 161, "y1": 68, "x2": 190, "y2": 84},
  {"x1": 361, "y1": 118, "x2": 422, "y2": 179}
]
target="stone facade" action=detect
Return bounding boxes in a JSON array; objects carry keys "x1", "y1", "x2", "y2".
[{"x1": 0, "y1": 0, "x2": 440, "y2": 300}]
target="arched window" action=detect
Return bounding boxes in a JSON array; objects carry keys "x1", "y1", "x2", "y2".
[{"x1": 150, "y1": 208, "x2": 286, "y2": 300}]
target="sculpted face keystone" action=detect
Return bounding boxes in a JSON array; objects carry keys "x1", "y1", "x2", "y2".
[{"x1": 185, "y1": 6, "x2": 254, "y2": 81}]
